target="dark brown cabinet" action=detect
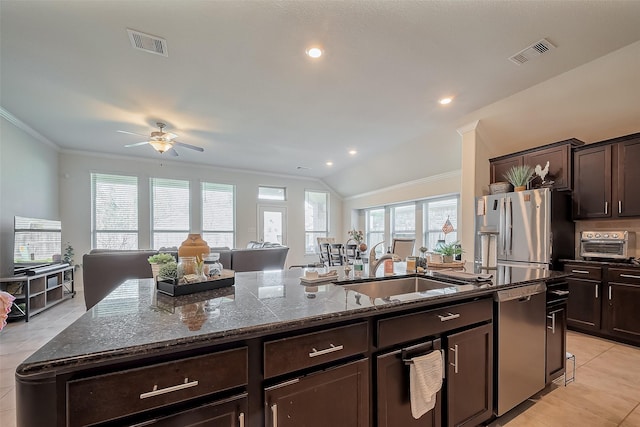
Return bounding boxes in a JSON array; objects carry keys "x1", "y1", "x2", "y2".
[
  {"x1": 604, "y1": 268, "x2": 640, "y2": 344},
  {"x1": 445, "y1": 323, "x2": 493, "y2": 427},
  {"x1": 376, "y1": 340, "x2": 442, "y2": 427},
  {"x1": 546, "y1": 303, "x2": 567, "y2": 384},
  {"x1": 490, "y1": 139, "x2": 583, "y2": 191},
  {"x1": 573, "y1": 133, "x2": 640, "y2": 219},
  {"x1": 564, "y1": 265, "x2": 602, "y2": 332},
  {"x1": 136, "y1": 394, "x2": 248, "y2": 427},
  {"x1": 264, "y1": 359, "x2": 369, "y2": 427},
  {"x1": 616, "y1": 137, "x2": 640, "y2": 217}
]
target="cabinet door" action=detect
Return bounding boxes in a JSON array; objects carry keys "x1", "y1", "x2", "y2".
[
  {"x1": 490, "y1": 156, "x2": 522, "y2": 184},
  {"x1": 446, "y1": 323, "x2": 493, "y2": 427},
  {"x1": 137, "y1": 394, "x2": 248, "y2": 427},
  {"x1": 376, "y1": 341, "x2": 441, "y2": 427},
  {"x1": 523, "y1": 144, "x2": 571, "y2": 190},
  {"x1": 566, "y1": 278, "x2": 601, "y2": 331},
  {"x1": 546, "y1": 304, "x2": 567, "y2": 384},
  {"x1": 616, "y1": 138, "x2": 640, "y2": 217},
  {"x1": 573, "y1": 145, "x2": 612, "y2": 219},
  {"x1": 265, "y1": 359, "x2": 369, "y2": 427},
  {"x1": 605, "y1": 282, "x2": 640, "y2": 345}
]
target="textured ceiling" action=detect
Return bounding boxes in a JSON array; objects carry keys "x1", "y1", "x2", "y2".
[{"x1": 2, "y1": 1, "x2": 640, "y2": 196}]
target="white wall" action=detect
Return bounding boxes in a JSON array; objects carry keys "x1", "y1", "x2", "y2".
[
  {"x1": 0, "y1": 115, "x2": 60, "y2": 277},
  {"x1": 59, "y1": 151, "x2": 343, "y2": 287}
]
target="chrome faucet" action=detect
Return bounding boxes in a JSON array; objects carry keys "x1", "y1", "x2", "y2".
[{"x1": 369, "y1": 242, "x2": 394, "y2": 277}]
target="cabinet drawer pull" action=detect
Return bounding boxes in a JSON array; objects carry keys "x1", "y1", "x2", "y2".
[
  {"x1": 449, "y1": 344, "x2": 459, "y2": 374},
  {"x1": 595, "y1": 284, "x2": 599, "y2": 299},
  {"x1": 620, "y1": 274, "x2": 640, "y2": 280},
  {"x1": 239, "y1": 412, "x2": 245, "y2": 427},
  {"x1": 139, "y1": 378, "x2": 199, "y2": 399},
  {"x1": 571, "y1": 270, "x2": 589, "y2": 274},
  {"x1": 619, "y1": 200, "x2": 622, "y2": 214},
  {"x1": 547, "y1": 313, "x2": 556, "y2": 334},
  {"x1": 308, "y1": 343, "x2": 344, "y2": 358},
  {"x1": 604, "y1": 201, "x2": 608, "y2": 215},
  {"x1": 609, "y1": 287, "x2": 612, "y2": 301},
  {"x1": 271, "y1": 404, "x2": 278, "y2": 427},
  {"x1": 438, "y1": 312, "x2": 461, "y2": 322}
]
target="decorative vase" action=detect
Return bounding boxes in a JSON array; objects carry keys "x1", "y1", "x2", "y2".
[
  {"x1": 514, "y1": 185, "x2": 527, "y2": 192},
  {"x1": 178, "y1": 234, "x2": 210, "y2": 259},
  {"x1": 150, "y1": 263, "x2": 161, "y2": 282},
  {"x1": 442, "y1": 254, "x2": 454, "y2": 263},
  {"x1": 358, "y1": 243, "x2": 368, "y2": 252}
]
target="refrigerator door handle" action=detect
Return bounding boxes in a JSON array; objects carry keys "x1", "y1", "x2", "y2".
[
  {"x1": 506, "y1": 197, "x2": 513, "y2": 255},
  {"x1": 499, "y1": 198, "x2": 506, "y2": 256}
]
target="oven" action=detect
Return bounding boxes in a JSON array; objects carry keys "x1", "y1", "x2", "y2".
[{"x1": 580, "y1": 231, "x2": 635, "y2": 260}]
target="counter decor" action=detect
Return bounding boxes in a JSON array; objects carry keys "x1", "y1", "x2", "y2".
[{"x1": 157, "y1": 269, "x2": 235, "y2": 296}]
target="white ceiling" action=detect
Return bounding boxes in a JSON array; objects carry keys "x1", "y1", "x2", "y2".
[{"x1": 2, "y1": 1, "x2": 640, "y2": 196}]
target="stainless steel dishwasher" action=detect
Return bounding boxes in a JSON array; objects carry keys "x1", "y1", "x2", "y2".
[{"x1": 494, "y1": 282, "x2": 547, "y2": 416}]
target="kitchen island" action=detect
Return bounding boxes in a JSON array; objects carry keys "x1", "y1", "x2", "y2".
[{"x1": 16, "y1": 263, "x2": 569, "y2": 427}]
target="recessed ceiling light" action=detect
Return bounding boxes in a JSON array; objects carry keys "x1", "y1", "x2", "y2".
[
  {"x1": 349, "y1": 150, "x2": 357, "y2": 155},
  {"x1": 439, "y1": 97, "x2": 453, "y2": 105},
  {"x1": 306, "y1": 47, "x2": 323, "y2": 58},
  {"x1": 326, "y1": 161, "x2": 333, "y2": 166}
]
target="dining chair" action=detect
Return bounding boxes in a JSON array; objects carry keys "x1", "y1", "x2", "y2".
[
  {"x1": 391, "y1": 238, "x2": 415, "y2": 261},
  {"x1": 344, "y1": 239, "x2": 359, "y2": 264}
]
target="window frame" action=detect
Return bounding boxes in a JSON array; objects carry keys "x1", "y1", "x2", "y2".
[
  {"x1": 150, "y1": 177, "x2": 191, "y2": 250},
  {"x1": 258, "y1": 186, "x2": 287, "y2": 201},
  {"x1": 423, "y1": 195, "x2": 460, "y2": 251},
  {"x1": 201, "y1": 181, "x2": 236, "y2": 249},
  {"x1": 390, "y1": 203, "x2": 416, "y2": 240},
  {"x1": 91, "y1": 173, "x2": 139, "y2": 250},
  {"x1": 304, "y1": 190, "x2": 329, "y2": 255}
]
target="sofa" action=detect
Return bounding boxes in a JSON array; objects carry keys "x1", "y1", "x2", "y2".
[{"x1": 82, "y1": 245, "x2": 289, "y2": 310}]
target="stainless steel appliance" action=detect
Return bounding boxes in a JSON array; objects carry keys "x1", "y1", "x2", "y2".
[
  {"x1": 579, "y1": 230, "x2": 635, "y2": 260},
  {"x1": 494, "y1": 282, "x2": 547, "y2": 416},
  {"x1": 475, "y1": 188, "x2": 574, "y2": 270}
]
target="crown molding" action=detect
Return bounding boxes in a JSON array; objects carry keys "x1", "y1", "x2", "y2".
[
  {"x1": 0, "y1": 107, "x2": 59, "y2": 150},
  {"x1": 345, "y1": 169, "x2": 461, "y2": 201},
  {"x1": 456, "y1": 120, "x2": 480, "y2": 135}
]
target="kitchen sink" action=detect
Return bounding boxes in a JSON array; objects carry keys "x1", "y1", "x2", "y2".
[{"x1": 339, "y1": 276, "x2": 463, "y2": 299}]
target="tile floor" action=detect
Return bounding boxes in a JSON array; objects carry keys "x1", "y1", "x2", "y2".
[{"x1": 1, "y1": 292, "x2": 639, "y2": 427}]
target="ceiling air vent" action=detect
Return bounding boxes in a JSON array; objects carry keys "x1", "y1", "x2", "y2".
[
  {"x1": 509, "y1": 38, "x2": 555, "y2": 65},
  {"x1": 127, "y1": 29, "x2": 168, "y2": 57}
]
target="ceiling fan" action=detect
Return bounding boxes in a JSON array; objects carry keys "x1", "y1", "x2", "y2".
[{"x1": 118, "y1": 122, "x2": 204, "y2": 156}]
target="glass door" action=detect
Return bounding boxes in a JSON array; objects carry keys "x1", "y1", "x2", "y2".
[{"x1": 258, "y1": 205, "x2": 287, "y2": 245}]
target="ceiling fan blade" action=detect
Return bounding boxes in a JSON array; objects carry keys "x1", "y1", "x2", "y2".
[
  {"x1": 167, "y1": 148, "x2": 179, "y2": 156},
  {"x1": 174, "y1": 140, "x2": 204, "y2": 152},
  {"x1": 124, "y1": 141, "x2": 150, "y2": 148},
  {"x1": 117, "y1": 130, "x2": 148, "y2": 138}
]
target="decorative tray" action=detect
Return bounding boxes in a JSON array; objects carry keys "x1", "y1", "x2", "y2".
[
  {"x1": 157, "y1": 269, "x2": 235, "y2": 296},
  {"x1": 427, "y1": 261, "x2": 465, "y2": 269},
  {"x1": 299, "y1": 275, "x2": 339, "y2": 284}
]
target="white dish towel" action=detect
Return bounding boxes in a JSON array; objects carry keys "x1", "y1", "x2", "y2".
[{"x1": 409, "y1": 350, "x2": 444, "y2": 419}]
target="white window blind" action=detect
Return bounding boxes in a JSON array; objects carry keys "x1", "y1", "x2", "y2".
[
  {"x1": 91, "y1": 173, "x2": 138, "y2": 249},
  {"x1": 202, "y1": 182, "x2": 235, "y2": 248},
  {"x1": 304, "y1": 191, "x2": 328, "y2": 254},
  {"x1": 366, "y1": 208, "x2": 385, "y2": 255},
  {"x1": 391, "y1": 204, "x2": 416, "y2": 240},
  {"x1": 152, "y1": 178, "x2": 190, "y2": 249}
]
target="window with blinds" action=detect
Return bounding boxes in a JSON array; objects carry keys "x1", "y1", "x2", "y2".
[
  {"x1": 202, "y1": 182, "x2": 235, "y2": 248},
  {"x1": 366, "y1": 208, "x2": 385, "y2": 255},
  {"x1": 151, "y1": 178, "x2": 190, "y2": 249},
  {"x1": 423, "y1": 196, "x2": 459, "y2": 251},
  {"x1": 91, "y1": 173, "x2": 138, "y2": 249},
  {"x1": 391, "y1": 204, "x2": 416, "y2": 240},
  {"x1": 304, "y1": 191, "x2": 328, "y2": 254}
]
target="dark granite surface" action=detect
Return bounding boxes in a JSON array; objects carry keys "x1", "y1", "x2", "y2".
[{"x1": 17, "y1": 263, "x2": 569, "y2": 376}]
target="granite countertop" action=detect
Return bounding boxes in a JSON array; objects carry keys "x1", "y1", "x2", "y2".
[{"x1": 17, "y1": 262, "x2": 568, "y2": 376}]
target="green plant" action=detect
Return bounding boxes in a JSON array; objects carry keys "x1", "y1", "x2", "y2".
[
  {"x1": 158, "y1": 261, "x2": 178, "y2": 279},
  {"x1": 62, "y1": 242, "x2": 80, "y2": 270},
  {"x1": 348, "y1": 228, "x2": 364, "y2": 243},
  {"x1": 433, "y1": 241, "x2": 463, "y2": 256},
  {"x1": 148, "y1": 253, "x2": 175, "y2": 264},
  {"x1": 503, "y1": 165, "x2": 534, "y2": 187}
]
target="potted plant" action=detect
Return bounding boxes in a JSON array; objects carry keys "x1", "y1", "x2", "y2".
[
  {"x1": 348, "y1": 228, "x2": 367, "y2": 252},
  {"x1": 148, "y1": 253, "x2": 175, "y2": 281},
  {"x1": 433, "y1": 241, "x2": 463, "y2": 263},
  {"x1": 158, "y1": 261, "x2": 178, "y2": 283},
  {"x1": 503, "y1": 165, "x2": 535, "y2": 191}
]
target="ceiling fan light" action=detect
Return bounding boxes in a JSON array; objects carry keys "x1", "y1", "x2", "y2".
[{"x1": 149, "y1": 140, "x2": 174, "y2": 153}]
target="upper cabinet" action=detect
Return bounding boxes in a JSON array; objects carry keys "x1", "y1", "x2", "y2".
[
  {"x1": 573, "y1": 133, "x2": 640, "y2": 219},
  {"x1": 490, "y1": 138, "x2": 584, "y2": 191}
]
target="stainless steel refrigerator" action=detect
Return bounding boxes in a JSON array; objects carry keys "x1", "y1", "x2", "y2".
[{"x1": 475, "y1": 188, "x2": 574, "y2": 270}]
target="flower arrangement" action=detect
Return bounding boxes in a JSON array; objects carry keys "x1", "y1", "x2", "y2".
[{"x1": 348, "y1": 229, "x2": 364, "y2": 243}]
